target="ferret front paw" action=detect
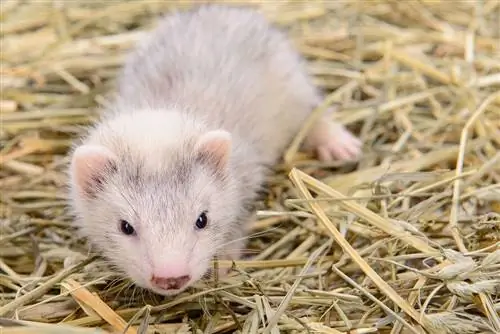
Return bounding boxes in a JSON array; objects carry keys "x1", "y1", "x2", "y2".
[
  {"x1": 305, "y1": 120, "x2": 362, "y2": 162},
  {"x1": 217, "y1": 265, "x2": 232, "y2": 278},
  {"x1": 215, "y1": 250, "x2": 242, "y2": 278}
]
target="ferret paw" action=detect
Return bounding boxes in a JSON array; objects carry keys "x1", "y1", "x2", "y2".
[
  {"x1": 217, "y1": 265, "x2": 232, "y2": 278},
  {"x1": 215, "y1": 251, "x2": 242, "y2": 278},
  {"x1": 306, "y1": 121, "x2": 362, "y2": 162}
]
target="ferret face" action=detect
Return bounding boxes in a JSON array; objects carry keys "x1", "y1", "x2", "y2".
[{"x1": 69, "y1": 130, "x2": 237, "y2": 295}]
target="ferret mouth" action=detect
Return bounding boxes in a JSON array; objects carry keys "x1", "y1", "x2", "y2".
[
  {"x1": 150, "y1": 285, "x2": 188, "y2": 296},
  {"x1": 148, "y1": 276, "x2": 197, "y2": 296}
]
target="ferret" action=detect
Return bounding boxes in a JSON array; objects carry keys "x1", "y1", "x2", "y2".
[{"x1": 68, "y1": 4, "x2": 361, "y2": 296}]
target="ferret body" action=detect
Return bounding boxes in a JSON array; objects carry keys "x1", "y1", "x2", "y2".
[{"x1": 68, "y1": 5, "x2": 361, "y2": 296}]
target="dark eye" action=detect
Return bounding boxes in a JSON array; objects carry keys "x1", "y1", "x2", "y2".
[
  {"x1": 195, "y1": 211, "x2": 208, "y2": 229},
  {"x1": 120, "y1": 220, "x2": 135, "y2": 236}
]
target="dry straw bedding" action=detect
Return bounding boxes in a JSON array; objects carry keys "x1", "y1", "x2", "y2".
[{"x1": 1, "y1": 0, "x2": 499, "y2": 333}]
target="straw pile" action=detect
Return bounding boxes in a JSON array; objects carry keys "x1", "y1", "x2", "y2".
[{"x1": 1, "y1": 1, "x2": 499, "y2": 333}]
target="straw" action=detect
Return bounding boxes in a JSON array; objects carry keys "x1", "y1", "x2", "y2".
[{"x1": 1, "y1": 0, "x2": 499, "y2": 333}]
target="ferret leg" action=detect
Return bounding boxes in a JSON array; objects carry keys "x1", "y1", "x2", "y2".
[
  {"x1": 216, "y1": 215, "x2": 254, "y2": 277},
  {"x1": 217, "y1": 239, "x2": 245, "y2": 277},
  {"x1": 303, "y1": 111, "x2": 362, "y2": 162}
]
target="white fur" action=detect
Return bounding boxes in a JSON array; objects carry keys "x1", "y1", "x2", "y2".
[{"x1": 68, "y1": 4, "x2": 361, "y2": 296}]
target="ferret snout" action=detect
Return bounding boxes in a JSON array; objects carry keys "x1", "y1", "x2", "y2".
[
  {"x1": 150, "y1": 263, "x2": 191, "y2": 290},
  {"x1": 151, "y1": 275, "x2": 191, "y2": 290}
]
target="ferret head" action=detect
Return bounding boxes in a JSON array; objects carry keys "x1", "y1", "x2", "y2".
[{"x1": 68, "y1": 111, "x2": 240, "y2": 295}]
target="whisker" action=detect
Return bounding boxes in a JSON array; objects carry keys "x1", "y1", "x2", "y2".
[
  {"x1": 218, "y1": 249, "x2": 260, "y2": 255},
  {"x1": 139, "y1": 287, "x2": 148, "y2": 306},
  {"x1": 217, "y1": 227, "x2": 279, "y2": 250},
  {"x1": 103, "y1": 276, "x2": 128, "y2": 294},
  {"x1": 245, "y1": 227, "x2": 281, "y2": 239},
  {"x1": 115, "y1": 280, "x2": 133, "y2": 302},
  {"x1": 130, "y1": 285, "x2": 139, "y2": 305}
]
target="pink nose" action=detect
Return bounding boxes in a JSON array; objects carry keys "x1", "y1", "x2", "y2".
[{"x1": 151, "y1": 275, "x2": 190, "y2": 290}]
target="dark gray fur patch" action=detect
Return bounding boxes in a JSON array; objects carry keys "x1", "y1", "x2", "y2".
[
  {"x1": 120, "y1": 150, "x2": 196, "y2": 194},
  {"x1": 104, "y1": 231, "x2": 114, "y2": 244},
  {"x1": 85, "y1": 161, "x2": 118, "y2": 199},
  {"x1": 125, "y1": 159, "x2": 145, "y2": 188}
]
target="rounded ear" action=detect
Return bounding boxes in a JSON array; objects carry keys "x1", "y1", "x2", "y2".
[
  {"x1": 194, "y1": 130, "x2": 232, "y2": 173},
  {"x1": 70, "y1": 144, "x2": 118, "y2": 198}
]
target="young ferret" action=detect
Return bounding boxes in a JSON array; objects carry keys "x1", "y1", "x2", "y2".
[{"x1": 68, "y1": 5, "x2": 362, "y2": 296}]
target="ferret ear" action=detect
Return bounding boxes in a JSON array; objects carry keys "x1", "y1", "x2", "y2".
[
  {"x1": 194, "y1": 130, "x2": 232, "y2": 172},
  {"x1": 70, "y1": 145, "x2": 118, "y2": 198}
]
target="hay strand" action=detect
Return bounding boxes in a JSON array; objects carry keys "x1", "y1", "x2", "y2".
[{"x1": 1, "y1": 0, "x2": 499, "y2": 333}]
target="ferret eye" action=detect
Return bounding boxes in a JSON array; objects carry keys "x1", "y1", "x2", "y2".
[
  {"x1": 119, "y1": 219, "x2": 135, "y2": 236},
  {"x1": 195, "y1": 211, "x2": 208, "y2": 229}
]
